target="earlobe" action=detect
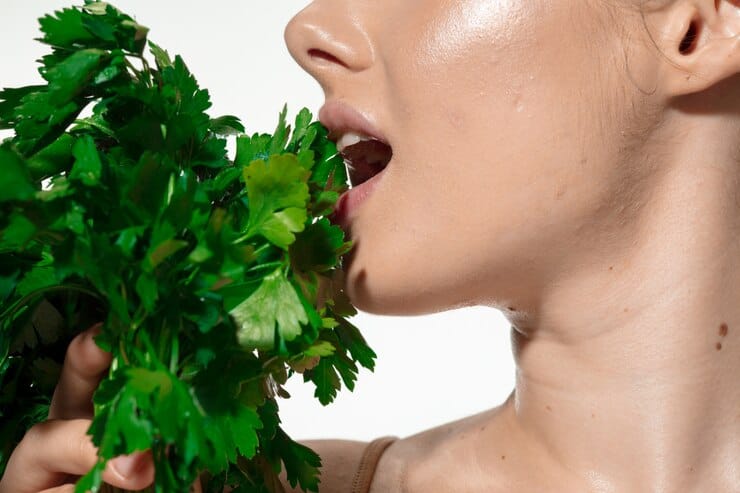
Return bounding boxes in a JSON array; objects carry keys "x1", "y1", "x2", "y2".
[{"x1": 656, "y1": 0, "x2": 740, "y2": 98}]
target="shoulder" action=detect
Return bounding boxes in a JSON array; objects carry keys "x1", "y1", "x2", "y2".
[{"x1": 278, "y1": 439, "x2": 371, "y2": 493}]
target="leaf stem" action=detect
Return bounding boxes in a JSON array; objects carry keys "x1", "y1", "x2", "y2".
[
  {"x1": 124, "y1": 57, "x2": 143, "y2": 80},
  {"x1": 118, "y1": 337, "x2": 129, "y2": 365},
  {"x1": 261, "y1": 355, "x2": 280, "y2": 370},
  {"x1": 0, "y1": 284, "x2": 102, "y2": 321},
  {"x1": 231, "y1": 229, "x2": 255, "y2": 246},
  {"x1": 169, "y1": 323, "x2": 180, "y2": 375},
  {"x1": 252, "y1": 243, "x2": 273, "y2": 258}
]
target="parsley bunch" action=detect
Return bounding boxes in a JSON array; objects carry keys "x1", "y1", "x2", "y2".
[{"x1": 0, "y1": 2, "x2": 376, "y2": 492}]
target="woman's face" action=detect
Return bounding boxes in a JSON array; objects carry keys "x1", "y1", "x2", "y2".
[{"x1": 285, "y1": 0, "x2": 656, "y2": 316}]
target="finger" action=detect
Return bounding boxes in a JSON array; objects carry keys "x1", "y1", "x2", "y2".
[
  {"x1": 107, "y1": 449, "x2": 155, "y2": 491},
  {"x1": 48, "y1": 323, "x2": 112, "y2": 420},
  {"x1": 0, "y1": 419, "x2": 154, "y2": 493},
  {"x1": 39, "y1": 486, "x2": 75, "y2": 493}
]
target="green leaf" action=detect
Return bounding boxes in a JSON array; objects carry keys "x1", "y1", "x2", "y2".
[
  {"x1": 0, "y1": 85, "x2": 46, "y2": 129},
  {"x1": 230, "y1": 269, "x2": 308, "y2": 350},
  {"x1": 268, "y1": 104, "x2": 289, "y2": 155},
  {"x1": 38, "y1": 8, "x2": 96, "y2": 48},
  {"x1": 135, "y1": 272, "x2": 158, "y2": 312},
  {"x1": 26, "y1": 133, "x2": 75, "y2": 180},
  {"x1": 234, "y1": 133, "x2": 271, "y2": 166},
  {"x1": 335, "y1": 318, "x2": 377, "y2": 371},
  {"x1": 1, "y1": 213, "x2": 37, "y2": 250},
  {"x1": 227, "y1": 405, "x2": 262, "y2": 458},
  {"x1": 260, "y1": 207, "x2": 308, "y2": 249},
  {"x1": 0, "y1": 146, "x2": 35, "y2": 202},
  {"x1": 16, "y1": 259, "x2": 57, "y2": 297},
  {"x1": 92, "y1": 60, "x2": 124, "y2": 86},
  {"x1": 210, "y1": 115, "x2": 244, "y2": 136},
  {"x1": 274, "y1": 426, "x2": 321, "y2": 492},
  {"x1": 241, "y1": 154, "x2": 310, "y2": 249},
  {"x1": 290, "y1": 218, "x2": 345, "y2": 272},
  {"x1": 44, "y1": 49, "x2": 106, "y2": 105},
  {"x1": 90, "y1": 370, "x2": 155, "y2": 460},
  {"x1": 74, "y1": 459, "x2": 106, "y2": 493},
  {"x1": 303, "y1": 340, "x2": 335, "y2": 357},
  {"x1": 287, "y1": 107, "x2": 313, "y2": 151},
  {"x1": 311, "y1": 190, "x2": 340, "y2": 217},
  {"x1": 80, "y1": 3, "x2": 150, "y2": 54},
  {"x1": 82, "y1": 13, "x2": 117, "y2": 42},
  {"x1": 143, "y1": 238, "x2": 189, "y2": 272},
  {"x1": 125, "y1": 152, "x2": 172, "y2": 219},
  {"x1": 149, "y1": 41, "x2": 172, "y2": 69},
  {"x1": 69, "y1": 135, "x2": 102, "y2": 186},
  {"x1": 307, "y1": 357, "x2": 341, "y2": 405},
  {"x1": 0, "y1": 2, "x2": 374, "y2": 489}
]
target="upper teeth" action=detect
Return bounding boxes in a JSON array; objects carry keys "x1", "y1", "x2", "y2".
[{"x1": 336, "y1": 131, "x2": 378, "y2": 153}]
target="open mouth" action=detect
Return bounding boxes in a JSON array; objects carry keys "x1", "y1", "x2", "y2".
[{"x1": 338, "y1": 138, "x2": 393, "y2": 188}]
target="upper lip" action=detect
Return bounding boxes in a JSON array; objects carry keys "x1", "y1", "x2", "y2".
[{"x1": 318, "y1": 100, "x2": 390, "y2": 147}]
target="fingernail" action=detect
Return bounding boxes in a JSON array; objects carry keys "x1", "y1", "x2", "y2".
[{"x1": 111, "y1": 452, "x2": 143, "y2": 478}]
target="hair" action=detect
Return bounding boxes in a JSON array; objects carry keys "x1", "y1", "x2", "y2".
[{"x1": 593, "y1": 0, "x2": 682, "y2": 77}]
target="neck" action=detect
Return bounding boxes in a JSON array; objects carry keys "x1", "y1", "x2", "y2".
[{"x1": 502, "y1": 128, "x2": 740, "y2": 492}]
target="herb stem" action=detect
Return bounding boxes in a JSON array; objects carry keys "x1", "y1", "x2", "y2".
[
  {"x1": 169, "y1": 324, "x2": 180, "y2": 374},
  {"x1": 118, "y1": 338, "x2": 130, "y2": 365},
  {"x1": 231, "y1": 230, "x2": 255, "y2": 245},
  {"x1": 124, "y1": 57, "x2": 143, "y2": 79},
  {"x1": 0, "y1": 284, "x2": 102, "y2": 321},
  {"x1": 252, "y1": 243, "x2": 273, "y2": 258},
  {"x1": 261, "y1": 355, "x2": 280, "y2": 370},
  {"x1": 245, "y1": 261, "x2": 283, "y2": 275}
]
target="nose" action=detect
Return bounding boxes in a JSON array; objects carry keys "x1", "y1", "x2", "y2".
[{"x1": 284, "y1": 2, "x2": 374, "y2": 91}]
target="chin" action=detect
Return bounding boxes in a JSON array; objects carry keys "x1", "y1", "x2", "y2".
[
  {"x1": 342, "y1": 261, "x2": 391, "y2": 314},
  {"x1": 343, "y1": 261, "x2": 471, "y2": 317}
]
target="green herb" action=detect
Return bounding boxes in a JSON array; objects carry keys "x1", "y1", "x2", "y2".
[{"x1": 0, "y1": 2, "x2": 376, "y2": 491}]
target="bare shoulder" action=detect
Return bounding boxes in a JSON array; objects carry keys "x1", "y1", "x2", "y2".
[
  {"x1": 277, "y1": 403, "x2": 513, "y2": 493},
  {"x1": 369, "y1": 405, "x2": 514, "y2": 493},
  {"x1": 278, "y1": 439, "x2": 370, "y2": 493}
]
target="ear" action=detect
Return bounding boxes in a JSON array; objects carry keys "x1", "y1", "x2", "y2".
[{"x1": 652, "y1": 0, "x2": 740, "y2": 97}]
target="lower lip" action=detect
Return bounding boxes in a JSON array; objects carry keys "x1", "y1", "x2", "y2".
[{"x1": 330, "y1": 165, "x2": 389, "y2": 230}]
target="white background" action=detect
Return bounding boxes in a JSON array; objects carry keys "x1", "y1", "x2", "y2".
[{"x1": 1, "y1": 1, "x2": 515, "y2": 442}]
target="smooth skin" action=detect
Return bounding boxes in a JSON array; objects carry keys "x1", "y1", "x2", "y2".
[
  {"x1": 2, "y1": 0, "x2": 739, "y2": 492},
  {"x1": 283, "y1": 0, "x2": 740, "y2": 491}
]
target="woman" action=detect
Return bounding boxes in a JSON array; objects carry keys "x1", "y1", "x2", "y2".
[{"x1": 2, "y1": 0, "x2": 738, "y2": 491}]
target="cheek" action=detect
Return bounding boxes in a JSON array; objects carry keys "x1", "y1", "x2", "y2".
[{"x1": 344, "y1": 1, "x2": 629, "y2": 314}]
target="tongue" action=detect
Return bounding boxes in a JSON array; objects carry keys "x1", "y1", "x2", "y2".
[
  {"x1": 341, "y1": 139, "x2": 392, "y2": 168},
  {"x1": 347, "y1": 156, "x2": 385, "y2": 186},
  {"x1": 341, "y1": 139, "x2": 393, "y2": 187}
]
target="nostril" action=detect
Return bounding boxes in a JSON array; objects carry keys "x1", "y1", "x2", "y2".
[{"x1": 308, "y1": 48, "x2": 349, "y2": 69}]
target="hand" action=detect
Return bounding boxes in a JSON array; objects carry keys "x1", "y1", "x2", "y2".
[{"x1": 0, "y1": 324, "x2": 157, "y2": 493}]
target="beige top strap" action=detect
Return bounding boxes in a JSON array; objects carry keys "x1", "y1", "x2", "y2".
[{"x1": 351, "y1": 436, "x2": 399, "y2": 493}]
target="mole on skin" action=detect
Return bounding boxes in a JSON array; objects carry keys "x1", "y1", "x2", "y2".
[
  {"x1": 719, "y1": 323, "x2": 728, "y2": 337},
  {"x1": 715, "y1": 323, "x2": 729, "y2": 351}
]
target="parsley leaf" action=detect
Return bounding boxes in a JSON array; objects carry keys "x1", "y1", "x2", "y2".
[
  {"x1": 241, "y1": 154, "x2": 311, "y2": 249},
  {"x1": 231, "y1": 269, "x2": 308, "y2": 351},
  {"x1": 0, "y1": 2, "x2": 375, "y2": 491}
]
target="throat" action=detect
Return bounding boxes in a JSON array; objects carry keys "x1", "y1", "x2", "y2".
[{"x1": 508, "y1": 316, "x2": 740, "y2": 492}]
